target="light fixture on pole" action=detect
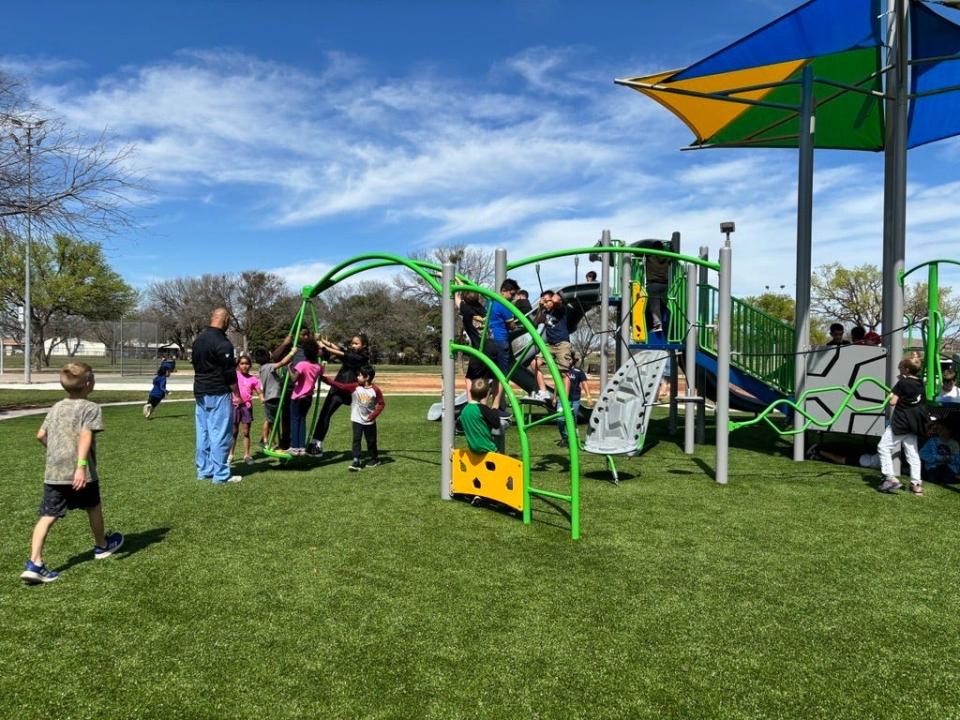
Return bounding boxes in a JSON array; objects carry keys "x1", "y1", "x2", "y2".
[{"x1": 8, "y1": 116, "x2": 46, "y2": 383}]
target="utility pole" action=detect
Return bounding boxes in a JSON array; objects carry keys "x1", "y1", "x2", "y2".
[{"x1": 8, "y1": 117, "x2": 47, "y2": 383}]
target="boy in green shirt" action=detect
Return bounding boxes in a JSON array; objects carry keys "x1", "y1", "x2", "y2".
[{"x1": 459, "y1": 378, "x2": 503, "y2": 454}]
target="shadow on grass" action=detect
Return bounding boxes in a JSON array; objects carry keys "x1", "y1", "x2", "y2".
[{"x1": 56, "y1": 526, "x2": 171, "y2": 572}]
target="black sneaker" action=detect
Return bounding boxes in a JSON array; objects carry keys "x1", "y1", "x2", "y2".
[
  {"x1": 348, "y1": 462, "x2": 362, "y2": 472},
  {"x1": 366, "y1": 459, "x2": 382, "y2": 467}
]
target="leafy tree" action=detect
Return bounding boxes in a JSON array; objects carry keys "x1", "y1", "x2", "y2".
[
  {"x1": 812, "y1": 262, "x2": 960, "y2": 341},
  {"x1": 231, "y1": 270, "x2": 299, "y2": 352},
  {"x1": 811, "y1": 262, "x2": 883, "y2": 331},
  {"x1": 0, "y1": 234, "x2": 136, "y2": 367}
]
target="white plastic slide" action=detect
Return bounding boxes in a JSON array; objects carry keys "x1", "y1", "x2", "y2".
[
  {"x1": 584, "y1": 350, "x2": 669, "y2": 456},
  {"x1": 427, "y1": 391, "x2": 469, "y2": 421}
]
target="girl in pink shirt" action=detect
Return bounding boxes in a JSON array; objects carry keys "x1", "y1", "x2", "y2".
[
  {"x1": 230, "y1": 353, "x2": 265, "y2": 464},
  {"x1": 288, "y1": 339, "x2": 324, "y2": 455}
]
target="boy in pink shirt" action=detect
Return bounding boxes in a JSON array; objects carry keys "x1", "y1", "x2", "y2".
[
  {"x1": 230, "y1": 354, "x2": 265, "y2": 464},
  {"x1": 287, "y1": 339, "x2": 324, "y2": 455}
]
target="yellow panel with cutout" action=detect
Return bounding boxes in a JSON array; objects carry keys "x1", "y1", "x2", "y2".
[
  {"x1": 631, "y1": 283, "x2": 648, "y2": 343},
  {"x1": 451, "y1": 449, "x2": 524, "y2": 511}
]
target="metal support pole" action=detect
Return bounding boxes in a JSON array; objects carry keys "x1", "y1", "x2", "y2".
[
  {"x1": 440, "y1": 261, "x2": 456, "y2": 500},
  {"x1": 495, "y1": 248, "x2": 507, "y2": 294},
  {"x1": 668, "y1": 353, "x2": 679, "y2": 435},
  {"x1": 24, "y1": 126, "x2": 35, "y2": 383},
  {"x1": 684, "y1": 260, "x2": 698, "y2": 454},
  {"x1": 793, "y1": 65, "x2": 815, "y2": 462},
  {"x1": 599, "y1": 230, "x2": 611, "y2": 390},
  {"x1": 620, "y1": 252, "x2": 632, "y2": 362},
  {"x1": 715, "y1": 239, "x2": 733, "y2": 485},
  {"x1": 883, "y1": 0, "x2": 909, "y2": 389},
  {"x1": 119, "y1": 317, "x2": 124, "y2": 376}
]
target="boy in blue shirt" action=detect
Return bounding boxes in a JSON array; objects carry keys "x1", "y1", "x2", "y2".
[
  {"x1": 143, "y1": 366, "x2": 170, "y2": 419},
  {"x1": 557, "y1": 354, "x2": 593, "y2": 445},
  {"x1": 487, "y1": 278, "x2": 520, "y2": 410}
]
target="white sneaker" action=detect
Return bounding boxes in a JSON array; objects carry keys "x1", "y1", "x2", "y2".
[
  {"x1": 226, "y1": 475, "x2": 243, "y2": 483},
  {"x1": 143, "y1": 403, "x2": 152, "y2": 418}
]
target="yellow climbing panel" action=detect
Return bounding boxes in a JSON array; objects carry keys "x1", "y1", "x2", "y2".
[
  {"x1": 451, "y1": 449, "x2": 524, "y2": 511},
  {"x1": 631, "y1": 282, "x2": 649, "y2": 343}
]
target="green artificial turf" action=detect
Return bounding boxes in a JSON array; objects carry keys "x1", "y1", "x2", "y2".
[{"x1": 1, "y1": 399, "x2": 959, "y2": 719}]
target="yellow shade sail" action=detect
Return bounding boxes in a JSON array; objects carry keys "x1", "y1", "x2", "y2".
[{"x1": 621, "y1": 59, "x2": 807, "y2": 143}]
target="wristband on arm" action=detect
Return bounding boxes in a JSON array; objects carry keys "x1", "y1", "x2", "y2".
[{"x1": 77, "y1": 459, "x2": 88, "y2": 467}]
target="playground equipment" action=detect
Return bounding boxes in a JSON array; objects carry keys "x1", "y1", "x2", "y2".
[{"x1": 264, "y1": 230, "x2": 854, "y2": 539}]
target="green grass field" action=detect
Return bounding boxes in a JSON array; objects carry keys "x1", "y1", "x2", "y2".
[{"x1": 2, "y1": 399, "x2": 959, "y2": 719}]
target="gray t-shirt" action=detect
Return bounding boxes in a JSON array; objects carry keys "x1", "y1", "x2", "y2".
[
  {"x1": 40, "y1": 399, "x2": 104, "y2": 485},
  {"x1": 259, "y1": 362, "x2": 283, "y2": 401}
]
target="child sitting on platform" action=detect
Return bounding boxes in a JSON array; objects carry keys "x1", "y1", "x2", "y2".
[{"x1": 460, "y1": 378, "x2": 504, "y2": 454}]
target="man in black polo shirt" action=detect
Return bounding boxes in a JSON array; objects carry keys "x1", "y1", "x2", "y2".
[{"x1": 192, "y1": 308, "x2": 241, "y2": 484}]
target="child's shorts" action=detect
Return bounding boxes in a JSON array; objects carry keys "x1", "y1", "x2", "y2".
[
  {"x1": 38, "y1": 482, "x2": 101, "y2": 518},
  {"x1": 233, "y1": 404, "x2": 253, "y2": 425},
  {"x1": 263, "y1": 398, "x2": 279, "y2": 424}
]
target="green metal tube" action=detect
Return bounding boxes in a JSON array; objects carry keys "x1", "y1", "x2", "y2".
[
  {"x1": 449, "y1": 342, "x2": 531, "y2": 522},
  {"x1": 505, "y1": 245, "x2": 720, "y2": 273},
  {"x1": 263, "y1": 301, "x2": 308, "y2": 460},
  {"x1": 926, "y1": 262, "x2": 939, "y2": 400},
  {"x1": 451, "y1": 282, "x2": 580, "y2": 539}
]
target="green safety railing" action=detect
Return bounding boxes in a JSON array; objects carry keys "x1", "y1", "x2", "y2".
[
  {"x1": 695, "y1": 282, "x2": 795, "y2": 395},
  {"x1": 728, "y1": 376, "x2": 891, "y2": 435},
  {"x1": 900, "y1": 259, "x2": 960, "y2": 402}
]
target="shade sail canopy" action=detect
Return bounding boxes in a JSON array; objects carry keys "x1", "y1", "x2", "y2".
[
  {"x1": 909, "y1": 2, "x2": 960, "y2": 148},
  {"x1": 622, "y1": 48, "x2": 884, "y2": 150},
  {"x1": 673, "y1": 0, "x2": 882, "y2": 82}
]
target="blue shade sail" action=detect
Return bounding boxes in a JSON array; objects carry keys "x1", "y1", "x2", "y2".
[
  {"x1": 909, "y1": 3, "x2": 960, "y2": 148},
  {"x1": 673, "y1": 0, "x2": 881, "y2": 82}
]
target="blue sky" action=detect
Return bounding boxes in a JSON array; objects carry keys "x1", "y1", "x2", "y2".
[{"x1": 4, "y1": 0, "x2": 960, "y2": 296}]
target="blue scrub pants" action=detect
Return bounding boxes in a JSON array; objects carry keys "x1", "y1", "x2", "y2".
[{"x1": 195, "y1": 393, "x2": 233, "y2": 482}]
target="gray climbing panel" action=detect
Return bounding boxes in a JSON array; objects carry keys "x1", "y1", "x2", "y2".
[
  {"x1": 804, "y1": 345, "x2": 887, "y2": 436},
  {"x1": 584, "y1": 350, "x2": 669, "y2": 455}
]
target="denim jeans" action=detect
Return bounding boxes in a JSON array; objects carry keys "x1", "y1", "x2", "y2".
[
  {"x1": 290, "y1": 396, "x2": 313, "y2": 450},
  {"x1": 558, "y1": 400, "x2": 581, "y2": 440},
  {"x1": 195, "y1": 393, "x2": 233, "y2": 482}
]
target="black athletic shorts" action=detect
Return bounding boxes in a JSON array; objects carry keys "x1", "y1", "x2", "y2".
[
  {"x1": 264, "y1": 398, "x2": 279, "y2": 424},
  {"x1": 38, "y1": 482, "x2": 101, "y2": 519}
]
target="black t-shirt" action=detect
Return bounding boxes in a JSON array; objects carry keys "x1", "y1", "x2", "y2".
[
  {"x1": 192, "y1": 326, "x2": 236, "y2": 396},
  {"x1": 460, "y1": 301, "x2": 486, "y2": 348},
  {"x1": 891, "y1": 376, "x2": 928, "y2": 436},
  {"x1": 335, "y1": 346, "x2": 370, "y2": 384}
]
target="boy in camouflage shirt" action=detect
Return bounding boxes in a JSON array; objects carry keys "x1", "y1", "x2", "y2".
[{"x1": 20, "y1": 363, "x2": 123, "y2": 584}]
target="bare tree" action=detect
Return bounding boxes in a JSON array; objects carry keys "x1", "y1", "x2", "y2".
[
  {"x1": 393, "y1": 244, "x2": 495, "y2": 305},
  {"x1": 232, "y1": 270, "x2": 299, "y2": 352},
  {"x1": 145, "y1": 274, "x2": 235, "y2": 354},
  {"x1": 0, "y1": 71, "x2": 140, "y2": 239}
]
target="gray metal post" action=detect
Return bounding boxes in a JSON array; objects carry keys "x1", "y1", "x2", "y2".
[
  {"x1": 883, "y1": 0, "x2": 908, "y2": 389},
  {"x1": 620, "y1": 252, "x2": 632, "y2": 361},
  {"x1": 119, "y1": 317, "x2": 124, "y2": 376},
  {"x1": 599, "y1": 230, "x2": 611, "y2": 390},
  {"x1": 495, "y1": 248, "x2": 506, "y2": 293},
  {"x1": 696, "y1": 246, "x2": 709, "y2": 444},
  {"x1": 793, "y1": 65, "x2": 815, "y2": 462},
  {"x1": 684, "y1": 260, "x2": 698, "y2": 454},
  {"x1": 440, "y1": 261, "x2": 456, "y2": 500},
  {"x1": 715, "y1": 239, "x2": 733, "y2": 485}
]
